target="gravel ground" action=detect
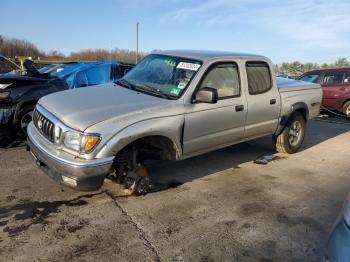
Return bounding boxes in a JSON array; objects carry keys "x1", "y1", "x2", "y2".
[{"x1": 1, "y1": 119, "x2": 350, "y2": 262}]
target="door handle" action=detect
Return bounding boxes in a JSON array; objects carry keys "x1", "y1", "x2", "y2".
[
  {"x1": 270, "y1": 99, "x2": 276, "y2": 105},
  {"x1": 235, "y1": 105, "x2": 244, "y2": 112}
]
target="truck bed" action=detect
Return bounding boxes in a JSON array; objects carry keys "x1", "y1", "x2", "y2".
[
  {"x1": 277, "y1": 77, "x2": 320, "y2": 92},
  {"x1": 277, "y1": 77, "x2": 322, "y2": 120}
]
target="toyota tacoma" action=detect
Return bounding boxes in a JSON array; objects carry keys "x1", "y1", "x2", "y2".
[{"x1": 27, "y1": 50, "x2": 322, "y2": 194}]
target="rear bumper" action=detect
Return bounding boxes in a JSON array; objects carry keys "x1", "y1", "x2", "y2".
[
  {"x1": 326, "y1": 219, "x2": 350, "y2": 262},
  {"x1": 27, "y1": 122, "x2": 114, "y2": 191}
]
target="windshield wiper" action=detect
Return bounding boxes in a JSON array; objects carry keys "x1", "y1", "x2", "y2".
[
  {"x1": 133, "y1": 84, "x2": 174, "y2": 99},
  {"x1": 116, "y1": 79, "x2": 135, "y2": 90}
]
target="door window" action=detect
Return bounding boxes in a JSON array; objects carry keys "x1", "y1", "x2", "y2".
[
  {"x1": 343, "y1": 73, "x2": 350, "y2": 84},
  {"x1": 246, "y1": 62, "x2": 272, "y2": 94},
  {"x1": 199, "y1": 63, "x2": 240, "y2": 99},
  {"x1": 323, "y1": 72, "x2": 344, "y2": 85}
]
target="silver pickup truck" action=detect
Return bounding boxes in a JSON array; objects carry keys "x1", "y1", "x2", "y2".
[{"x1": 27, "y1": 50, "x2": 322, "y2": 194}]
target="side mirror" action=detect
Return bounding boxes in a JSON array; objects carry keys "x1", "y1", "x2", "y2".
[{"x1": 194, "y1": 87, "x2": 218, "y2": 104}]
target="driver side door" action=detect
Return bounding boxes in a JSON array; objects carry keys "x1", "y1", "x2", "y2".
[{"x1": 183, "y1": 62, "x2": 247, "y2": 157}]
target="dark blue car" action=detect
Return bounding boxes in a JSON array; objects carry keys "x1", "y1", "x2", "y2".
[
  {"x1": 325, "y1": 194, "x2": 350, "y2": 261},
  {"x1": 0, "y1": 60, "x2": 134, "y2": 144}
]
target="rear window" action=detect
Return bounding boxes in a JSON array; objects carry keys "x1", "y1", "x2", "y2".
[{"x1": 246, "y1": 62, "x2": 272, "y2": 95}]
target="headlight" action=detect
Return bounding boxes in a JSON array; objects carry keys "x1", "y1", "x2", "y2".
[
  {"x1": 63, "y1": 131, "x2": 100, "y2": 153},
  {"x1": 63, "y1": 131, "x2": 81, "y2": 151},
  {"x1": 0, "y1": 91, "x2": 10, "y2": 100},
  {"x1": 343, "y1": 194, "x2": 350, "y2": 226},
  {"x1": 0, "y1": 83, "x2": 11, "y2": 90}
]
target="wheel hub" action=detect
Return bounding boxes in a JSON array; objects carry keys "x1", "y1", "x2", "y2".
[
  {"x1": 346, "y1": 106, "x2": 350, "y2": 117},
  {"x1": 289, "y1": 120, "x2": 302, "y2": 146}
]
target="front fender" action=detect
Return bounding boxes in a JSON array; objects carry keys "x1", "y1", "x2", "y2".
[{"x1": 95, "y1": 115, "x2": 185, "y2": 159}]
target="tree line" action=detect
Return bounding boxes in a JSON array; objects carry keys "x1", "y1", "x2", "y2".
[
  {"x1": 0, "y1": 36, "x2": 144, "y2": 64},
  {"x1": 1, "y1": 35, "x2": 349, "y2": 75},
  {"x1": 276, "y1": 58, "x2": 350, "y2": 78}
]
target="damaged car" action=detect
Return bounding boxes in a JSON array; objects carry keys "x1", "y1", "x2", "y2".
[
  {"x1": 0, "y1": 60, "x2": 134, "y2": 145},
  {"x1": 27, "y1": 50, "x2": 322, "y2": 194}
]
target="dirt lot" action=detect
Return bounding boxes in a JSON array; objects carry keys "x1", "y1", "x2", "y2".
[{"x1": 1, "y1": 118, "x2": 350, "y2": 262}]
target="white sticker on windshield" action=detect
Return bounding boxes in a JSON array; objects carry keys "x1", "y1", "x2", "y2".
[
  {"x1": 177, "y1": 81, "x2": 187, "y2": 89},
  {"x1": 177, "y1": 62, "x2": 200, "y2": 71},
  {"x1": 344, "y1": 78, "x2": 349, "y2": 83}
]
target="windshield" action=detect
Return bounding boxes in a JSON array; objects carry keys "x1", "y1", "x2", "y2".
[
  {"x1": 122, "y1": 54, "x2": 202, "y2": 98},
  {"x1": 0, "y1": 56, "x2": 20, "y2": 74}
]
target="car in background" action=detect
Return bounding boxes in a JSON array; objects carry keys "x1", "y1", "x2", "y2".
[
  {"x1": 38, "y1": 63, "x2": 77, "y2": 75},
  {"x1": 324, "y1": 193, "x2": 350, "y2": 261},
  {"x1": 51, "y1": 61, "x2": 133, "y2": 89},
  {"x1": 0, "y1": 55, "x2": 21, "y2": 74},
  {"x1": 0, "y1": 60, "x2": 134, "y2": 145},
  {"x1": 298, "y1": 68, "x2": 350, "y2": 117}
]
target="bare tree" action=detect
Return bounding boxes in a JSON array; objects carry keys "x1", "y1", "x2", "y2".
[{"x1": 0, "y1": 36, "x2": 44, "y2": 58}]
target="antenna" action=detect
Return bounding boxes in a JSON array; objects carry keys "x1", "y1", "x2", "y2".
[{"x1": 136, "y1": 22, "x2": 139, "y2": 64}]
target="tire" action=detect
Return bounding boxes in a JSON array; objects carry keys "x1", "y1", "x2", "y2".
[
  {"x1": 273, "y1": 112, "x2": 306, "y2": 154},
  {"x1": 343, "y1": 101, "x2": 350, "y2": 117},
  {"x1": 16, "y1": 105, "x2": 35, "y2": 138}
]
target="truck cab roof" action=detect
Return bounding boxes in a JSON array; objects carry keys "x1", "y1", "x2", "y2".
[{"x1": 153, "y1": 50, "x2": 268, "y2": 62}]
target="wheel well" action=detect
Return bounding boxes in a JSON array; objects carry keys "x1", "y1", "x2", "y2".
[
  {"x1": 293, "y1": 108, "x2": 307, "y2": 122},
  {"x1": 19, "y1": 100, "x2": 37, "y2": 111},
  {"x1": 115, "y1": 135, "x2": 178, "y2": 163},
  {"x1": 14, "y1": 100, "x2": 38, "y2": 123},
  {"x1": 343, "y1": 99, "x2": 350, "y2": 107}
]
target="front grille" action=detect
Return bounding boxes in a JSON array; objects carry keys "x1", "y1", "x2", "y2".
[{"x1": 33, "y1": 109, "x2": 55, "y2": 142}]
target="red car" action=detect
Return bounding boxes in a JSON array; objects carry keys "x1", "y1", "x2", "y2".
[{"x1": 298, "y1": 68, "x2": 350, "y2": 117}]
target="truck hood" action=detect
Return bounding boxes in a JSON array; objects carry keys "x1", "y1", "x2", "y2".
[{"x1": 38, "y1": 83, "x2": 174, "y2": 131}]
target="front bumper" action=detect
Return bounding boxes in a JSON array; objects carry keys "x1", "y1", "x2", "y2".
[
  {"x1": 27, "y1": 122, "x2": 114, "y2": 191},
  {"x1": 326, "y1": 219, "x2": 350, "y2": 262}
]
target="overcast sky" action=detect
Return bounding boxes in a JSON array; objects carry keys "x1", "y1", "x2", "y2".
[{"x1": 1, "y1": 0, "x2": 349, "y2": 63}]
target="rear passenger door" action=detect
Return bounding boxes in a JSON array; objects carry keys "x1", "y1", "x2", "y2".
[{"x1": 244, "y1": 61, "x2": 281, "y2": 139}]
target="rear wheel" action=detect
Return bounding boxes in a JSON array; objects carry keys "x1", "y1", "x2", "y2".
[
  {"x1": 273, "y1": 112, "x2": 306, "y2": 154},
  {"x1": 343, "y1": 101, "x2": 350, "y2": 117}
]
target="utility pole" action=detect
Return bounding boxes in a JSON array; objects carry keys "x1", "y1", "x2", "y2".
[{"x1": 136, "y1": 22, "x2": 139, "y2": 64}]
